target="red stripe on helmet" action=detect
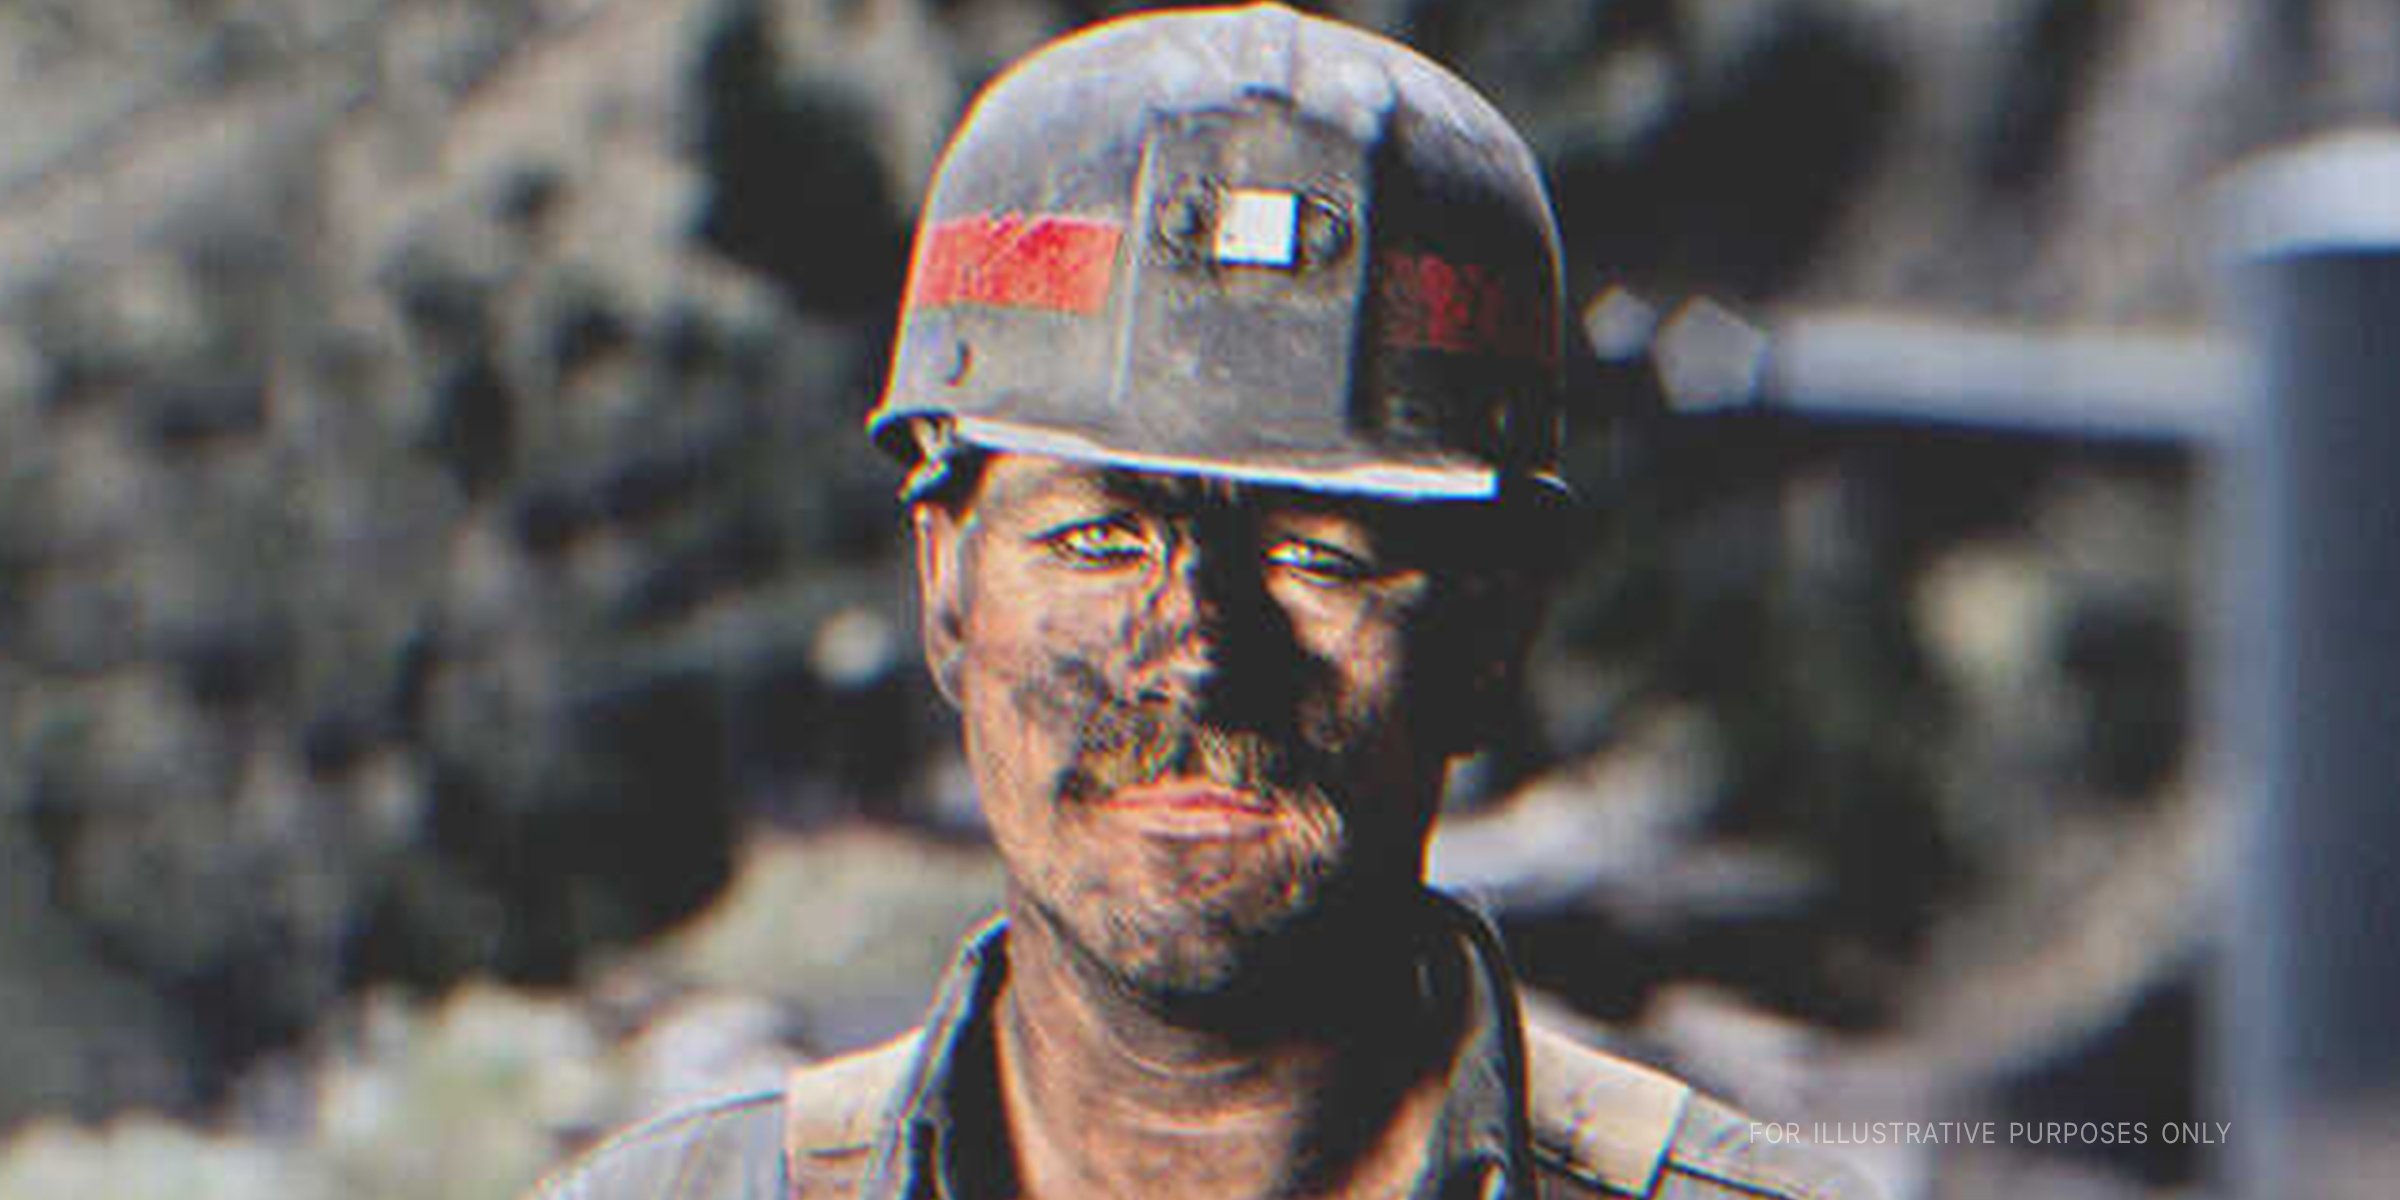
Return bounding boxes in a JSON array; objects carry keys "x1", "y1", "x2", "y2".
[
  {"x1": 908, "y1": 214, "x2": 1123, "y2": 314},
  {"x1": 1377, "y1": 251, "x2": 1555, "y2": 364}
]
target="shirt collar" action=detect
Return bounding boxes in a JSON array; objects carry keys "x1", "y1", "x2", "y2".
[{"x1": 857, "y1": 891, "x2": 1534, "y2": 1200}]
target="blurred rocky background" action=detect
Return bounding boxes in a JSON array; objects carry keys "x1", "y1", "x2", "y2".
[{"x1": 2, "y1": 0, "x2": 2392, "y2": 1196}]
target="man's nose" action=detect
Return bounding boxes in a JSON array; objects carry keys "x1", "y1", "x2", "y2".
[{"x1": 1130, "y1": 528, "x2": 1289, "y2": 715}]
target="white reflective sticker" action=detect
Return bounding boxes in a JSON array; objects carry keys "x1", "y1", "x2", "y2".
[{"x1": 1213, "y1": 189, "x2": 1300, "y2": 267}]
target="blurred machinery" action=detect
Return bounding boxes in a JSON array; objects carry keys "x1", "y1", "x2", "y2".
[{"x1": 1598, "y1": 129, "x2": 2400, "y2": 1200}]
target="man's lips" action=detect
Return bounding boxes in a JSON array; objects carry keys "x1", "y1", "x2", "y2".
[
  {"x1": 1096, "y1": 778, "x2": 1280, "y2": 837},
  {"x1": 1106, "y1": 780, "x2": 1276, "y2": 813}
]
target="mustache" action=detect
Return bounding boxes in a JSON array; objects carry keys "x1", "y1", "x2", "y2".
[{"x1": 1059, "y1": 701, "x2": 1324, "y2": 805}]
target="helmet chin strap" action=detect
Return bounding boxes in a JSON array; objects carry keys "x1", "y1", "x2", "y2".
[{"x1": 900, "y1": 418, "x2": 964, "y2": 503}]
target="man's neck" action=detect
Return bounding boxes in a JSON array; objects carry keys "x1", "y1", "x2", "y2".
[{"x1": 992, "y1": 895, "x2": 1462, "y2": 1200}]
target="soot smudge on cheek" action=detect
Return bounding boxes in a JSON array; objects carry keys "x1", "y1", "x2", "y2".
[
  {"x1": 1004, "y1": 652, "x2": 1126, "y2": 804},
  {"x1": 998, "y1": 597, "x2": 1128, "y2": 727},
  {"x1": 1007, "y1": 650, "x2": 1106, "y2": 723}
]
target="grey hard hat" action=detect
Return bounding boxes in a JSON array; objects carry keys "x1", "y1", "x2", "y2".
[{"x1": 868, "y1": 2, "x2": 1566, "y2": 501}]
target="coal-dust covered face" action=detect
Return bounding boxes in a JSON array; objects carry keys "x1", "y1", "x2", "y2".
[{"x1": 913, "y1": 453, "x2": 1524, "y2": 1006}]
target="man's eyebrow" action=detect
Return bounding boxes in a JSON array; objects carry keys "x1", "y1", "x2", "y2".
[{"x1": 1087, "y1": 469, "x2": 1436, "y2": 544}]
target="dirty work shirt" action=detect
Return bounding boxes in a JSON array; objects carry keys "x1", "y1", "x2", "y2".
[{"x1": 533, "y1": 892, "x2": 1877, "y2": 1199}]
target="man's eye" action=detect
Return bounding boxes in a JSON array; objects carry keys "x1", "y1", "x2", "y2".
[
  {"x1": 1265, "y1": 537, "x2": 1375, "y2": 582},
  {"x1": 1041, "y1": 520, "x2": 1152, "y2": 566}
]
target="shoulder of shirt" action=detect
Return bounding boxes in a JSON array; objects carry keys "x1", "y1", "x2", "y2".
[
  {"x1": 1524, "y1": 1021, "x2": 1882, "y2": 1200},
  {"x1": 526, "y1": 1088, "x2": 787, "y2": 1199},
  {"x1": 523, "y1": 1031, "x2": 924, "y2": 1199},
  {"x1": 780, "y1": 1028, "x2": 926, "y2": 1158}
]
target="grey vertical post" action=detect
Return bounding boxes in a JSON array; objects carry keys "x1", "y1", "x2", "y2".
[{"x1": 2220, "y1": 129, "x2": 2400, "y2": 1199}]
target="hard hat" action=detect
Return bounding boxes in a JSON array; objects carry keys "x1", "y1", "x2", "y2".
[{"x1": 868, "y1": 2, "x2": 1566, "y2": 502}]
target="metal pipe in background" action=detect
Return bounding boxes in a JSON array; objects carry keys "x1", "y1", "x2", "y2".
[
  {"x1": 1603, "y1": 292, "x2": 2241, "y2": 444},
  {"x1": 2218, "y1": 128, "x2": 2400, "y2": 1200},
  {"x1": 1584, "y1": 131, "x2": 2400, "y2": 1198}
]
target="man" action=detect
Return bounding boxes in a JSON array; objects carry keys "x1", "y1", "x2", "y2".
[{"x1": 537, "y1": 5, "x2": 1875, "y2": 1197}]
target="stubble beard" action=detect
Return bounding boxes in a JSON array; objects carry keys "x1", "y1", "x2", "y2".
[
  {"x1": 1020, "y1": 689, "x2": 1387, "y2": 1009},
  {"x1": 1022, "y1": 846, "x2": 1321, "y2": 1008}
]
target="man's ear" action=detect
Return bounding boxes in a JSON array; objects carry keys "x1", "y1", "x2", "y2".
[{"x1": 914, "y1": 503, "x2": 971, "y2": 707}]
